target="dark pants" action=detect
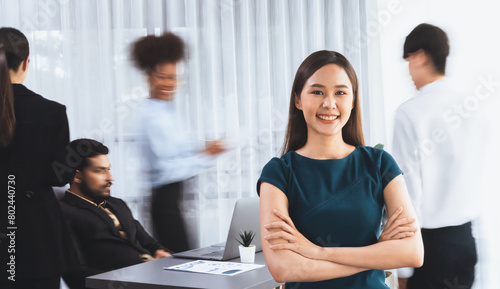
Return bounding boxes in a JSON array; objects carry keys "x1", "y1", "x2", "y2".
[
  {"x1": 151, "y1": 182, "x2": 189, "y2": 253},
  {"x1": 408, "y1": 222, "x2": 477, "y2": 289}
]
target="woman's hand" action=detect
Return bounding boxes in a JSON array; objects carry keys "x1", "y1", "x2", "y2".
[
  {"x1": 202, "y1": 140, "x2": 227, "y2": 156},
  {"x1": 264, "y1": 209, "x2": 322, "y2": 260},
  {"x1": 378, "y1": 207, "x2": 418, "y2": 242}
]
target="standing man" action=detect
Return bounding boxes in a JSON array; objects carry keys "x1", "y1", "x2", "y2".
[{"x1": 393, "y1": 23, "x2": 488, "y2": 289}]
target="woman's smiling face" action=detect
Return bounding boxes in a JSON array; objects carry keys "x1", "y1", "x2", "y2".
[
  {"x1": 295, "y1": 64, "x2": 354, "y2": 138},
  {"x1": 148, "y1": 62, "x2": 178, "y2": 101}
]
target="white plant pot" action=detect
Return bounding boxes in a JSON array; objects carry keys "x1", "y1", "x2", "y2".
[{"x1": 239, "y1": 245, "x2": 256, "y2": 263}]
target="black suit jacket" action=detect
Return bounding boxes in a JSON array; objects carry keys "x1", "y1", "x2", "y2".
[
  {"x1": 60, "y1": 192, "x2": 166, "y2": 289},
  {"x1": 0, "y1": 84, "x2": 72, "y2": 281}
]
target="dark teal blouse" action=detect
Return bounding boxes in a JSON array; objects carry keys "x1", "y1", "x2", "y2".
[{"x1": 257, "y1": 146, "x2": 402, "y2": 289}]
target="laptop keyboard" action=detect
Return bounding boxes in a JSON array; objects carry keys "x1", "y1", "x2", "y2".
[{"x1": 201, "y1": 250, "x2": 224, "y2": 257}]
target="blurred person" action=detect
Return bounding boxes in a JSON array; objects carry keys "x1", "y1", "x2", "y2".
[
  {"x1": 130, "y1": 32, "x2": 227, "y2": 253},
  {"x1": 258, "y1": 50, "x2": 423, "y2": 289},
  {"x1": 393, "y1": 23, "x2": 487, "y2": 289},
  {"x1": 0, "y1": 27, "x2": 73, "y2": 289},
  {"x1": 59, "y1": 139, "x2": 171, "y2": 289}
]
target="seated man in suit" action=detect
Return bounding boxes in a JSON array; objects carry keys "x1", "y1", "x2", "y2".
[{"x1": 58, "y1": 138, "x2": 171, "y2": 289}]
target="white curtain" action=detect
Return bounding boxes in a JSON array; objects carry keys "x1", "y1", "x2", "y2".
[{"x1": 1, "y1": 0, "x2": 385, "y2": 250}]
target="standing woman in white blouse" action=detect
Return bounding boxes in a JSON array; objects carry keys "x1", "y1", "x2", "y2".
[{"x1": 130, "y1": 32, "x2": 226, "y2": 253}]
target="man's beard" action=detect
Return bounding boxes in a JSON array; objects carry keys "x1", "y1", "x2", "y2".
[{"x1": 80, "y1": 180, "x2": 111, "y2": 203}]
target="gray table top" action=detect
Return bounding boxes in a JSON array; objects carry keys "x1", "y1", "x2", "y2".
[{"x1": 86, "y1": 251, "x2": 283, "y2": 289}]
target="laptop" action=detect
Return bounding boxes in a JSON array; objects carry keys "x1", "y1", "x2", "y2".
[{"x1": 173, "y1": 197, "x2": 262, "y2": 261}]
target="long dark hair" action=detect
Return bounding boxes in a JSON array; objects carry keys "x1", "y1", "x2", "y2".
[
  {"x1": 0, "y1": 46, "x2": 15, "y2": 147},
  {"x1": 0, "y1": 27, "x2": 30, "y2": 147},
  {"x1": 281, "y1": 50, "x2": 365, "y2": 156}
]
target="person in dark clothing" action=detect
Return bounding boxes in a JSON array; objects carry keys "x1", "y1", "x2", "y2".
[
  {"x1": 0, "y1": 27, "x2": 73, "y2": 289},
  {"x1": 58, "y1": 139, "x2": 171, "y2": 289}
]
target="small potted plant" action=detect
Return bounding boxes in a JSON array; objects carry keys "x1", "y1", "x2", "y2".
[{"x1": 237, "y1": 230, "x2": 256, "y2": 263}]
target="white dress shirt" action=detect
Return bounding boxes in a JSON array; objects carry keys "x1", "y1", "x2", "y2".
[
  {"x1": 140, "y1": 98, "x2": 216, "y2": 188},
  {"x1": 392, "y1": 78, "x2": 491, "y2": 278}
]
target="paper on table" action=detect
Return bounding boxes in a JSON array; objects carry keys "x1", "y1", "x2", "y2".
[{"x1": 164, "y1": 260, "x2": 264, "y2": 276}]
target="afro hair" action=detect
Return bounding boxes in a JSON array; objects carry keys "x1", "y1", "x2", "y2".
[{"x1": 131, "y1": 32, "x2": 185, "y2": 72}]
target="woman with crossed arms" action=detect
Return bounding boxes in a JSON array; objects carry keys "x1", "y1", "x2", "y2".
[{"x1": 258, "y1": 50, "x2": 423, "y2": 288}]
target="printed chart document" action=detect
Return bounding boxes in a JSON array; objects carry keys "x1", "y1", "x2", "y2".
[{"x1": 164, "y1": 260, "x2": 264, "y2": 276}]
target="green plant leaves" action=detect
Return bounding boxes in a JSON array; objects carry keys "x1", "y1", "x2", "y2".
[{"x1": 236, "y1": 230, "x2": 256, "y2": 247}]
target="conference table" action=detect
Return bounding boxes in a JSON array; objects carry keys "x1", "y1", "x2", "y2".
[{"x1": 86, "y1": 251, "x2": 283, "y2": 289}]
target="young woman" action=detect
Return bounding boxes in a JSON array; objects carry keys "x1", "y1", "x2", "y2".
[
  {"x1": 131, "y1": 32, "x2": 226, "y2": 252},
  {"x1": 1, "y1": 27, "x2": 71, "y2": 289},
  {"x1": 258, "y1": 50, "x2": 423, "y2": 288}
]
